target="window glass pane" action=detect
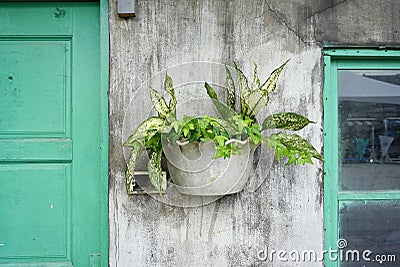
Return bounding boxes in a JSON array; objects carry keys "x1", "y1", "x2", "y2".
[
  {"x1": 339, "y1": 200, "x2": 400, "y2": 267},
  {"x1": 338, "y1": 70, "x2": 400, "y2": 190}
]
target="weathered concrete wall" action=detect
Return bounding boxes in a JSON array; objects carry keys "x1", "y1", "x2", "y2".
[{"x1": 109, "y1": 0, "x2": 400, "y2": 266}]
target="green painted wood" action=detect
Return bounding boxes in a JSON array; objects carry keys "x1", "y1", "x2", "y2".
[
  {"x1": 0, "y1": 2, "x2": 106, "y2": 266},
  {"x1": 0, "y1": 3, "x2": 73, "y2": 36},
  {"x1": 98, "y1": 0, "x2": 109, "y2": 265},
  {"x1": 89, "y1": 253, "x2": 101, "y2": 267},
  {"x1": 0, "y1": 139, "x2": 72, "y2": 162},
  {"x1": 69, "y1": 3, "x2": 102, "y2": 266},
  {"x1": 323, "y1": 55, "x2": 339, "y2": 267},
  {"x1": 337, "y1": 59, "x2": 400, "y2": 69},
  {"x1": 0, "y1": 262, "x2": 72, "y2": 267},
  {"x1": 0, "y1": 40, "x2": 71, "y2": 135},
  {"x1": 324, "y1": 48, "x2": 400, "y2": 267},
  {"x1": 0, "y1": 0, "x2": 96, "y2": 2},
  {"x1": 339, "y1": 191, "x2": 400, "y2": 200},
  {"x1": 0, "y1": 164, "x2": 70, "y2": 258},
  {"x1": 324, "y1": 48, "x2": 400, "y2": 58}
]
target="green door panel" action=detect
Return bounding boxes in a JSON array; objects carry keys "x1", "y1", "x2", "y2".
[
  {"x1": 0, "y1": 263, "x2": 72, "y2": 267},
  {"x1": 0, "y1": 2, "x2": 104, "y2": 266},
  {"x1": 0, "y1": 4, "x2": 73, "y2": 36},
  {"x1": 0, "y1": 40, "x2": 71, "y2": 135},
  {"x1": 0, "y1": 164, "x2": 70, "y2": 258},
  {"x1": 0, "y1": 139, "x2": 72, "y2": 162}
]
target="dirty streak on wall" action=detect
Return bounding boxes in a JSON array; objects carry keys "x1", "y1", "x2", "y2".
[{"x1": 109, "y1": 0, "x2": 400, "y2": 266}]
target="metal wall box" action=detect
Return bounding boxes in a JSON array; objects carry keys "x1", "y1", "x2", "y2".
[
  {"x1": 128, "y1": 171, "x2": 167, "y2": 195},
  {"x1": 118, "y1": 0, "x2": 136, "y2": 18}
]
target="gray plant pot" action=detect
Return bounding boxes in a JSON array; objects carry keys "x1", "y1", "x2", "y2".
[{"x1": 162, "y1": 138, "x2": 257, "y2": 196}]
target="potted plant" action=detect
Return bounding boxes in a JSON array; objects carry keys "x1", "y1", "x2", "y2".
[
  {"x1": 161, "y1": 115, "x2": 259, "y2": 195},
  {"x1": 123, "y1": 60, "x2": 323, "y2": 195}
]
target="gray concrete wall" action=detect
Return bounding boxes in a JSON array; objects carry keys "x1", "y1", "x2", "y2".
[{"x1": 108, "y1": 0, "x2": 400, "y2": 266}]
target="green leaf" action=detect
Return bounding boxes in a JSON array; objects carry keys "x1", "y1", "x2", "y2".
[
  {"x1": 252, "y1": 62, "x2": 261, "y2": 90},
  {"x1": 260, "y1": 59, "x2": 289, "y2": 95},
  {"x1": 213, "y1": 150, "x2": 225, "y2": 159},
  {"x1": 145, "y1": 132, "x2": 162, "y2": 152},
  {"x1": 287, "y1": 154, "x2": 296, "y2": 165},
  {"x1": 225, "y1": 66, "x2": 236, "y2": 110},
  {"x1": 182, "y1": 127, "x2": 189, "y2": 137},
  {"x1": 214, "y1": 135, "x2": 228, "y2": 147},
  {"x1": 204, "y1": 82, "x2": 218, "y2": 100},
  {"x1": 246, "y1": 89, "x2": 269, "y2": 117},
  {"x1": 243, "y1": 60, "x2": 289, "y2": 117},
  {"x1": 262, "y1": 112, "x2": 316, "y2": 131},
  {"x1": 164, "y1": 73, "x2": 177, "y2": 115},
  {"x1": 171, "y1": 120, "x2": 182, "y2": 133},
  {"x1": 149, "y1": 87, "x2": 169, "y2": 118},
  {"x1": 204, "y1": 82, "x2": 236, "y2": 120},
  {"x1": 188, "y1": 122, "x2": 195, "y2": 130},
  {"x1": 123, "y1": 117, "x2": 165, "y2": 147},
  {"x1": 125, "y1": 141, "x2": 144, "y2": 194},
  {"x1": 269, "y1": 132, "x2": 323, "y2": 161},
  {"x1": 213, "y1": 142, "x2": 242, "y2": 159},
  {"x1": 198, "y1": 118, "x2": 209, "y2": 129},
  {"x1": 147, "y1": 149, "x2": 164, "y2": 192},
  {"x1": 246, "y1": 123, "x2": 263, "y2": 145},
  {"x1": 233, "y1": 62, "x2": 252, "y2": 115}
]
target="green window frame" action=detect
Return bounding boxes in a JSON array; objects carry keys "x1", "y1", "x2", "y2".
[{"x1": 324, "y1": 48, "x2": 400, "y2": 267}]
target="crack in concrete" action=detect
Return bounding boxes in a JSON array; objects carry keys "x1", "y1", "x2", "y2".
[
  {"x1": 264, "y1": 0, "x2": 308, "y2": 44},
  {"x1": 237, "y1": 0, "x2": 351, "y2": 46},
  {"x1": 233, "y1": 6, "x2": 270, "y2": 29},
  {"x1": 304, "y1": 0, "x2": 350, "y2": 20},
  {"x1": 233, "y1": 0, "x2": 318, "y2": 45},
  {"x1": 311, "y1": 15, "x2": 318, "y2": 44}
]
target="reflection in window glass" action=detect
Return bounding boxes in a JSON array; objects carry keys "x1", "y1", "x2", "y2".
[
  {"x1": 339, "y1": 200, "x2": 400, "y2": 267},
  {"x1": 338, "y1": 70, "x2": 400, "y2": 191}
]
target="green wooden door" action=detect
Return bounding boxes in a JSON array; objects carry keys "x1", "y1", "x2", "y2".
[{"x1": 0, "y1": 2, "x2": 105, "y2": 266}]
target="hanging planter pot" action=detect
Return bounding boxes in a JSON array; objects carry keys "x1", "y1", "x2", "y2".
[
  {"x1": 123, "y1": 60, "x2": 323, "y2": 196},
  {"x1": 163, "y1": 138, "x2": 257, "y2": 196}
]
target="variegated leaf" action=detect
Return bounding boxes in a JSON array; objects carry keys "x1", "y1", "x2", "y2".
[
  {"x1": 262, "y1": 112, "x2": 315, "y2": 131},
  {"x1": 233, "y1": 62, "x2": 251, "y2": 115},
  {"x1": 260, "y1": 59, "x2": 289, "y2": 95},
  {"x1": 123, "y1": 117, "x2": 165, "y2": 147},
  {"x1": 125, "y1": 141, "x2": 144, "y2": 194},
  {"x1": 216, "y1": 116, "x2": 237, "y2": 136},
  {"x1": 252, "y1": 62, "x2": 261, "y2": 90},
  {"x1": 225, "y1": 66, "x2": 236, "y2": 110},
  {"x1": 150, "y1": 87, "x2": 169, "y2": 118},
  {"x1": 205, "y1": 82, "x2": 236, "y2": 120},
  {"x1": 164, "y1": 73, "x2": 177, "y2": 114},
  {"x1": 246, "y1": 89, "x2": 269, "y2": 117},
  {"x1": 147, "y1": 149, "x2": 163, "y2": 192},
  {"x1": 271, "y1": 132, "x2": 323, "y2": 160}
]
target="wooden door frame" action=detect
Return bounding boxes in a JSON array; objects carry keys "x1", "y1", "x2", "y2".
[
  {"x1": 0, "y1": 1, "x2": 109, "y2": 265},
  {"x1": 99, "y1": 0, "x2": 109, "y2": 265}
]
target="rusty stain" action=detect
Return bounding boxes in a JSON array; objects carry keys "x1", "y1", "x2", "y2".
[
  {"x1": 210, "y1": 175, "x2": 219, "y2": 183},
  {"x1": 212, "y1": 229, "x2": 230, "y2": 235}
]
